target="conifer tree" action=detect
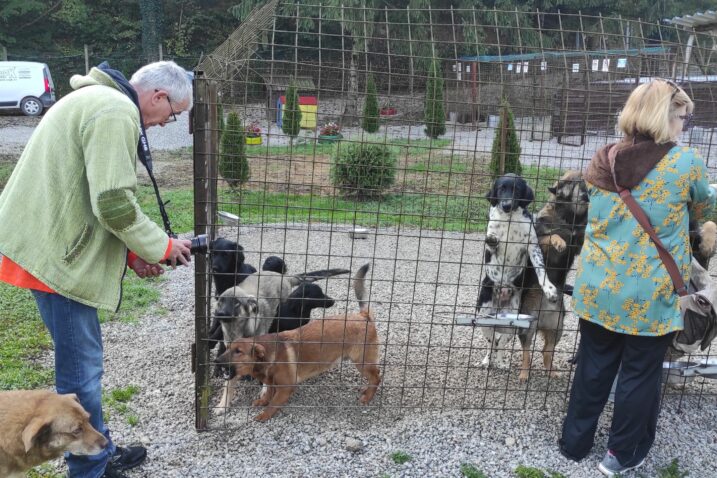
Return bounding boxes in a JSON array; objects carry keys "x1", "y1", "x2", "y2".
[
  {"x1": 219, "y1": 112, "x2": 249, "y2": 188},
  {"x1": 362, "y1": 73, "x2": 380, "y2": 133},
  {"x1": 424, "y1": 58, "x2": 446, "y2": 139}
]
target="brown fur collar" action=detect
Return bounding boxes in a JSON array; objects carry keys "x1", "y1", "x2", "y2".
[{"x1": 584, "y1": 135, "x2": 675, "y2": 192}]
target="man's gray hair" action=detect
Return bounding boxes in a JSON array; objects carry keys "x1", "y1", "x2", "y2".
[{"x1": 130, "y1": 60, "x2": 193, "y2": 109}]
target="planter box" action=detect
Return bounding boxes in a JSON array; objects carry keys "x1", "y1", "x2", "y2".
[
  {"x1": 318, "y1": 133, "x2": 343, "y2": 144},
  {"x1": 246, "y1": 136, "x2": 262, "y2": 145}
]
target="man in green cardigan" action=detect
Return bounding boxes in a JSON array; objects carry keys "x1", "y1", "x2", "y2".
[{"x1": 0, "y1": 61, "x2": 194, "y2": 478}]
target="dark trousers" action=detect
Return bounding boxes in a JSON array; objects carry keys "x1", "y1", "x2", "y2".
[{"x1": 559, "y1": 319, "x2": 674, "y2": 467}]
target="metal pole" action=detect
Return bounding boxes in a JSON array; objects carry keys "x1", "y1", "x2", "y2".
[{"x1": 84, "y1": 45, "x2": 89, "y2": 74}]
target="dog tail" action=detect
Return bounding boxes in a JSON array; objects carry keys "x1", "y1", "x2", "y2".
[
  {"x1": 290, "y1": 268, "x2": 350, "y2": 286},
  {"x1": 354, "y1": 263, "x2": 371, "y2": 315}
]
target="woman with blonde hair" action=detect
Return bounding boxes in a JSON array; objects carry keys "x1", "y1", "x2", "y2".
[{"x1": 558, "y1": 79, "x2": 716, "y2": 476}]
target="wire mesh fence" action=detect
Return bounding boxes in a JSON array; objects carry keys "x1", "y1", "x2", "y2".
[{"x1": 192, "y1": 3, "x2": 717, "y2": 429}]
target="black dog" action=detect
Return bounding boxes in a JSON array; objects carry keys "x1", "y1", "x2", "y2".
[
  {"x1": 209, "y1": 238, "x2": 257, "y2": 296},
  {"x1": 262, "y1": 256, "x2": 288, "y2": 275},
  {"x1": 268, "y1": 282, "x2": 335, "y2": 333}
]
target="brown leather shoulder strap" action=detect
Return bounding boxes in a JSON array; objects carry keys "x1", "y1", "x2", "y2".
[{"x1": 609, "y1": 147, "x2": 688, "y2": 296}]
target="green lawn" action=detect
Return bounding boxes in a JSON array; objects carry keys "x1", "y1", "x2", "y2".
[{"x1": 0, "y1": 282, "x2": 54, "y2": 389}]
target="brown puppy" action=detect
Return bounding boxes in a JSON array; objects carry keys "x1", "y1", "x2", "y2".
[
  {"x1": 0, "y1": 390, "x2": 107, "y2": 477},
  {"x1": 216, "y1": 263, "x2": 381, "y2": 421}
]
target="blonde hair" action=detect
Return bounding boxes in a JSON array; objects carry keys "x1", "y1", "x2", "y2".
[{"x1": 617, "y1": 79, "x2": 694, "y2": 144}]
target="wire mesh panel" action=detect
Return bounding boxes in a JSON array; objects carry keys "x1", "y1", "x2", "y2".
[{"x1": 192, "y1": 4, "x2": 717, "y2": 429}]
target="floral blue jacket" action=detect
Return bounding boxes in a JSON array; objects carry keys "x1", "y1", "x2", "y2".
[{"x1": 573, "y1": 146, "x2": 715, "y2": 336}]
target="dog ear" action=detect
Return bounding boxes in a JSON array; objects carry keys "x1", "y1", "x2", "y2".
[
  {"x1": 519, "y1": 182, "x2": 535, "y2": 209},
  {"x1": 22, "y1": 416, "x2": 52, "y2": 452},
  {"x1": 548, "y1": 185, "x2": 557, "y2": 195},
  {"x1": 485, "y1": 182, "x2": 499, "y2": 206},
  {"x1": 251, "y1": 343, "x2": 266, "y2": 361}
]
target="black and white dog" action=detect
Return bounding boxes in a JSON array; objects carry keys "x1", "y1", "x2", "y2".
[{"x1": 477, "y1": 174, "x2": 559, "y2": 370}]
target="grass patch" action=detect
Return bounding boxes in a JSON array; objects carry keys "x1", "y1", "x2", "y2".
[
  {"x1": 0, "y1": 282, "x2": 54, "y2": 390},
  {"x1": 0, "y1": 160, "x2": 16, "y2": 190},
  {"x1": 461, "y1": 463, "x2": 488, "y2": 478},
  {"x1": 103, "y1": 384, "x2": 141, "y2": 425},
  {"x1": 27, "y1": 463, "x2": 64, "y2": 478},
  {"x1": 136, "y1": 186, "x2": 195, "y2": 234},
  {"x1": 514, "y1": 465, "x2": 566, "y2": 478},
  {"x1": 390, "y1": 451, "x2": 413, "y2": 465},
  {"x1": 649, "y1": 458, "x2": 689, "y2": 478},
  {"x1": 407, "y1": 153, "x2": 470, "y2": 174},
  {"x1": 99, "y1": 273, "x2": 165, "y2": 325},
  {"x1": 218, "y1": 188, "x2": 489, "y2": 232}
]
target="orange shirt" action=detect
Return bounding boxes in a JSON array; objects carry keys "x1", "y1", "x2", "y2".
[
  {"x1": 0, "y1": 240, "x2": 173, "y2": 293},
  {"x1": 0, "y1": 256, "x2": 55, "y2": 292}
]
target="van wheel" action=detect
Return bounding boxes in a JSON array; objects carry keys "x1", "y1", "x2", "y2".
[{"x1": 21, "y1": 97, "x2": 43, "y2": 116}]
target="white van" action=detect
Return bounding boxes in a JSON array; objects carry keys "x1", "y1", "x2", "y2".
[{"x1": 0, "y1": 61, "x2": 56, "y2": 116}]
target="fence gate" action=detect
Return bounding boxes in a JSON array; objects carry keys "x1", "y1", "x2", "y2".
[{"x1": 192, "y1": 4, "x2": 717, "y2": 430}]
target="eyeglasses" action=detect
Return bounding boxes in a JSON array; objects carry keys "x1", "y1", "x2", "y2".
[
  {"x1": 679, "y1": 113, "x2": 694, "y2": 132},
  {"x1": 659, "y1": 79, "x2": 693, "y2": 132},
  {"x1": 659, "y1": 78, "x2": 681, "y2": 101},
  {"x1": 154, "y1": 89, "x2": 177, "y2": 123},
  {"x1": 164, "y1": 95, "x2": 177, "y2": 123}
]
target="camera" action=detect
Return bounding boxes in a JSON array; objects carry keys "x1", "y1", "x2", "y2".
[
  {"x1": 164, "y1": 233, "x2": 208, "y2": 265},
  {"x1": 189, "y1": 234, "x2": 209, "y2": 255}
]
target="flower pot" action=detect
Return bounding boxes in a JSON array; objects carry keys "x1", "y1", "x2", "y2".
[
  {"x1": 318, "y1": 133, "x2": 343, "y2": 144},
  {"x1": 246, "y1": 136, "x2": 262, "y2": 145}
]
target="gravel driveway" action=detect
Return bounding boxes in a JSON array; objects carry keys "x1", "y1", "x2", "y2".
[{"x1": 98, "y1": 225, "x2": 717, "y2": 478}]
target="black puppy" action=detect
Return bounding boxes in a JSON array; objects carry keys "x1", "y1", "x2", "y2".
[
  {"x1": 210, "y1": 238, "x2": 257, "y2": 296},
  {"x1": 208, "y1": 238, "x2": 257, "y2": 354},
  {"x1": 268, "y1": 282, "x2": 335, "y2": 333},
  {"x1": 262, "y1": 256, "x2": 288, "y2": 275}
]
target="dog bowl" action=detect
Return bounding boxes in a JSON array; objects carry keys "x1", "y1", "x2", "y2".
[
  {"x1": 349, "y1": 227, "x2": 369, "y2": 240},
  {"x1": 695, "y1": 358, "x2": 717, "y2": 380},
  {"x1": 218, "y1": 211, "x2": 240, "y2": 226},
  {"x1": 662, "y1": 361, "x2": 699, "y2": 386}
]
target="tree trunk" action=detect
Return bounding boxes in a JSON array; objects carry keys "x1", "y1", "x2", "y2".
[
  {"x1": 139, "y1": 0, "x2": 164, "y2": 63},
  {"x1": 342, "y1": 53, "x2": 360, "y2": 126}
]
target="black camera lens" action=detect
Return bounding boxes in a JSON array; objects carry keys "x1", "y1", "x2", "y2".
[{"x1": 190, "y1": 234, "x2": 209, "y2": 255}]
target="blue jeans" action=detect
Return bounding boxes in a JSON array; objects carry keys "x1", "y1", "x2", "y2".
[{"x1": 33, "y1": 290, "x2": 116, "y2": 478}]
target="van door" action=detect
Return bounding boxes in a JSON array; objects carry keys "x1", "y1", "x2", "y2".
[{"x1": 0, "y1": 63, "x2": 20, "y2": 107}]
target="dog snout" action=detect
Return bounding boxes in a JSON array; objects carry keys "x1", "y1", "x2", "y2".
[{"x1": 500, "y1": 200, "x2": 514, "y2": 213}]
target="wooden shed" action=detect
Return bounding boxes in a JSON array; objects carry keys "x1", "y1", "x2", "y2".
[{"x1": 259, "y1": 74, "x2": 317, "y2": 123}]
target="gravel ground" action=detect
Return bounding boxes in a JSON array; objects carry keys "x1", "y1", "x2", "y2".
[{"x1": 93, "y1": 225, "x2": 717, "y2": 478}]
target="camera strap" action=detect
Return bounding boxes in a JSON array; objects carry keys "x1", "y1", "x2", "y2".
[{"x1": 96, "y1": 62, "x2": 176, "y2": 238}]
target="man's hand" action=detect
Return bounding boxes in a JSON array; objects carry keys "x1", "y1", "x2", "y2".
[
  {"x1": 167, "y1": 238, "x2": 192, "y2": 268},
  {"x1": 129, "y1": 256, "x2": 164, "y2": 278}
]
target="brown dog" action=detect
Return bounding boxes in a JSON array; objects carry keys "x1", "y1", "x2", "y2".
[
  {"x1": 216, "y1": 263, "x2": 381, "y2": 421},
  {"x1": 0, "y1": 390, "x2": 108, "y2": 477}
]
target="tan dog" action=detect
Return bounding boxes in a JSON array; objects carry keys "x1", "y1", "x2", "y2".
[
  {"x1": 0, "y1": 390, "x2": 108, "y2": 477},
  {"x1": 216, "y1": 263, "x2": 381, "y2": 421}
]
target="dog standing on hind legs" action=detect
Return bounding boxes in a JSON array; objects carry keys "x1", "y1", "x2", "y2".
[{"x1": 476, "y1": 174, "x2": 559, "y2": 377}]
